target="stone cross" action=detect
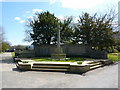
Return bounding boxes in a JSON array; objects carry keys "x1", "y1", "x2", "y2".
[
  {"x1": 51, "y1": 25, "x2": 66, "y2": 59},
  {"x1": 57, "y1": 25, "x2": 60, "y2": 48}
]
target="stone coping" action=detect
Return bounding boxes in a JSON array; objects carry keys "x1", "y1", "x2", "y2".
[
  {"x1": 21, "y1": 60, "x2": 35, "y2": 62},
  {"x1": 18, "y1": 62, "x2": 32, "y2": 65},
  {"x1": 70, "y1": 64, "x2": 89, "y2": 67},
  {"x1": 16, "y1": 58, "x2": 112, "y2": 66},
  {"x1": 32, "y1": 61, "x2": 77, "y2": 64}
]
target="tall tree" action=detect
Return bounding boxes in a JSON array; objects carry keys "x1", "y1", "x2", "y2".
[
  {"x1": 74, "y1": 12, "x2": 116, "y2": 51},
  {"x1": 2, "y1": 42, "x2": 10, "y2": 52},
  {"x1": 73, "y1": 13, "x2": 96, "y2": 45},
  {"x1": 25, "y1": 11, "x2": 73, "y2": 45},
  {"x1": 0, "y1": 26, "x2": 4, "y2": 52},
  {"x1": 60, "y1": 16, "x2": 73, "y2": 44},
  {"x1": 92, "y1": 14, "x2": 115, "y2": 51},
  {"x1": 0, "y1": 26, "x2": 11, "y2": 52},
  {"x1": 26, "y1": 11, "x2": 59, "y2": 44},
  {"x1": 113, "y1": 31, "x2": 120, "y2": 52},
  {"x1": 0, "y1": 26, "x2": 2, "y2": 52}
]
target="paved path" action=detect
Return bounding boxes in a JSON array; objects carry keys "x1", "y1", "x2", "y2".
[{"x1": 0, "y1": 53, "x2": 119, "y2": 88}]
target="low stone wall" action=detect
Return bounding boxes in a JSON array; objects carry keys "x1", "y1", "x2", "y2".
[
  {"x1": 15, "y1": 44, "x2": 108, "y2": 59},
  {"x1": 15, "y1": 50, "x2": 35, "y2": 58},
  {"x1": 88, "y1": 50, "x2": 108, "y2": 59},
  {"x1": 69, "y1": 65, "x2": 90, "y2": 73},
  {"x1": 34, "y1": 44, "x2": 107, "y2": 59},
  {"x1": 101, "y1": 60, "x2": 113, "y2": 65},
  {"x1": 17, "y1": 62, "x2": 32, "y2": 70},
  {"x1": 34, "y1": 44, "x2": 90, "y2": 57}
]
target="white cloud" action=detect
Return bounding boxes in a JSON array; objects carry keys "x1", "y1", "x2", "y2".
[
  {"x1": 14, "y1": 17, "x2": 21, "y2": 20},
  {"x1": 27, "y1": 16, "x2": 34, "y2": 19},
  {"x1": 26, "y1": 11, "x2": 30, "y2": 13},
  {"x1": 73, "y1": 17, "x2": 79, "y2": 23},
  {"x1": 60, "y1": 0, "x2": 101, "y2": 9},
  {"x1": 57, "y1": 15, "x2": 65, "y2": 21},
  {"x1": 50, "y1": 0, "x2": 57, "y2": 5},
  {"x1": 32, "y1": 9, "x2": 43, "y2": 14},
  {"x1": 19, "y1": 20, "x2": 25, "y2": 23},
  {"x1": 14, "y1": 17, "x2": 25, "y2": 24},
  {"x1": 27, "y1": 16, "x2": 35, "y2": 21},
  {"x1": 50, "y1": 0, "x2": 117, "y2": 10},
  {"x1": 57, "y1": 15, "x2": 79, "y2": 23}
]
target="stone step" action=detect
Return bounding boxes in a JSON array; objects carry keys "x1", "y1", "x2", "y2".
[
  {"x1": 15, "y1": 63, "x2": 19, "y2": 68},
  {"x1": 33, "y1": 63, "x2": 70, "y2": 66},
  {"x1": 89, "y1": 62, "x2": 102, "y2": 67},
  {"x1": 32, "y1": 62, "x2": 70, "y2": 72},
  {"x1": 87, "y1": 61, "x2": 102, "y2": 64},
  {"x1": 31, "y1": 68, "x2": 69, "y2": 72},
  {"x1": 90, "y1": 64, "x2": 103, "y2": 70},
  {"x1": 32, "y1": 65, "x2": 69, "y2": 69}
]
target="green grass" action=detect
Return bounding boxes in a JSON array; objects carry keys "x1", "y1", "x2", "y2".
[
  {"x1": 10, "y1": 52, "x2": 120, "y2": 63},
  {"x1": 32, "y1": 57, "x2": 85, "y2": 62},
  {"x1": 108, "y1": 53, "x2": 120, "y2": 62},
  {"x1": 77, "y1": 61, "x2": 83, "y2": 64},
  {"x1": 22, "y1": 61, "x2": 29, "y2": 63},
  {"x1": 11, "y1": 52, "x2": 15, "y2": 57},
  {"x1": 0, "y1": 52, "x2": 3, "y2": 54}
]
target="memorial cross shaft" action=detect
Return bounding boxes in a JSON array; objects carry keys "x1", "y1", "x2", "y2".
[{"x1": 57, "y1": 25, "x2": 61, "y2": 48}]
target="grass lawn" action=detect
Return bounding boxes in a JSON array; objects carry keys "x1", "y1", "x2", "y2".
[
  {"x1": 32, "y1": 57, "x2": 85, "y2": 62},
  {"x1": 15, "y1": 52, "x2": 120, "y2": 63},
  {"x1": 11, "y1": 52, "x2": 15, "y2": 57},
  {"x1": 108, "y1": 53, "x2": 120, "y2": 62}
]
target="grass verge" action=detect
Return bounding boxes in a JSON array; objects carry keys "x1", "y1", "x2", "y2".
[
  {"x1": 0, "y1": 52, "x2": 3, "y2": 54},
  {"x1": 11, "y1": 52, "x2": 15, "y2": 57},
  {"x1": 108, "y1": 53, "x2": 120, "y2": 62}
]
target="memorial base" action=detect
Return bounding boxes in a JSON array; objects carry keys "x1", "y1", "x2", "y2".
[{"x1": 51, "y1": 54, "x2": 66, "y2": 60}]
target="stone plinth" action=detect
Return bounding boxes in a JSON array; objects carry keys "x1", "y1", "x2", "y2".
[
  {"x1": 51, "y1": 47, "x2": 66, "y2": 60},
  {"x1": 51, "y1": 53, "x2": 66, "y2": 60}
]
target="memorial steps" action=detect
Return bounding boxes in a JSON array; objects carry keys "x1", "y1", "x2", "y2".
[
  {"x1": 82, "y1": 60, "x2": 104, "y2": 70},
  {"x1": 15, "y1": 58, "x2": 113, "y2": 73},
  {"x1": 88, "y1": 61, "x2": 103, "y2": 70},
  {"x1": 31, "y1": 62, "x2": 70, "y2": 72},
  {"x1": 31, "y1": 61, "x2": 104, "y2": 71}
]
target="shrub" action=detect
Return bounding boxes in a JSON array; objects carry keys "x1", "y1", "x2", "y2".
[
  {"x1": 11, "y1": 52, "x2": 15, "y2": 57},
  {"x1": 22, "y1": 61, "x2": 29, "y2": 63},
  {"x1": 77, "y1": 61, "x2": 83, "y2": 64},
  {"x1": 113, "y1": 49, "x2": 119, "y2": 53}
]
